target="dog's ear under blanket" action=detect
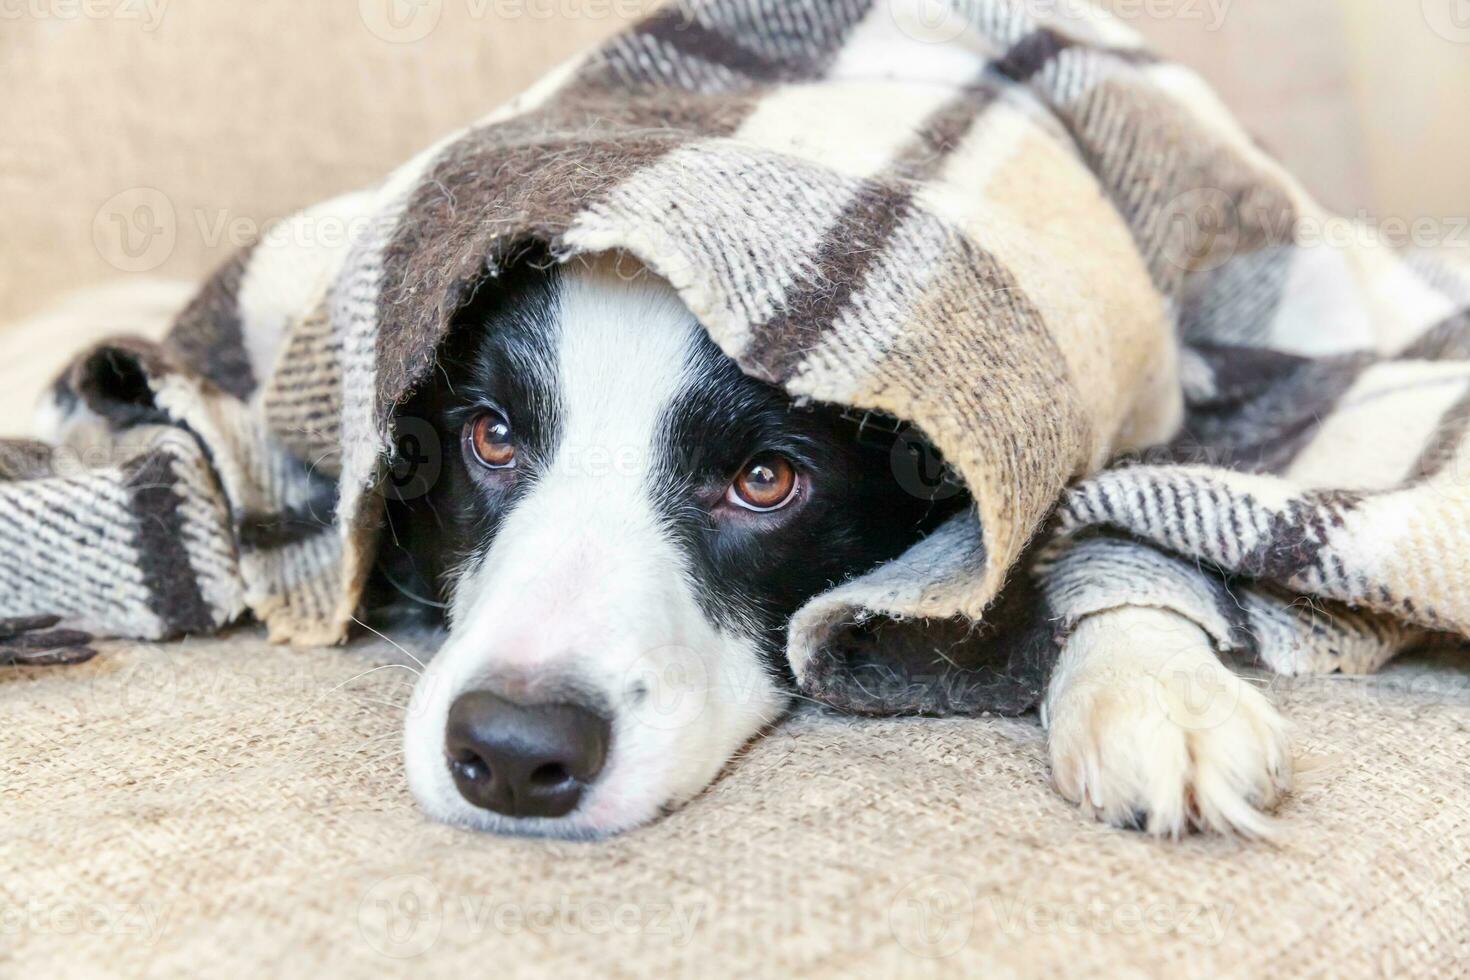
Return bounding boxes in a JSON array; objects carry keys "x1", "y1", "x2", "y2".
[{"x1": 4, "y1": 0, "x2": 1468, "y2": 715}]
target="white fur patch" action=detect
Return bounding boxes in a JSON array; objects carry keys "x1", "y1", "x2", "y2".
[{"x1": 1043, "y1": 606, "x2": 1293, "y2": 838}]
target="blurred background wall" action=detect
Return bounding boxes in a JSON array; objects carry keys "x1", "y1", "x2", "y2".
[
  {"x1": 1138, "y1": 0, "x2": 1470, "y2": 224},
  {"x1": 2, "y1": 0, "x2": 1468, "y2": 326}
]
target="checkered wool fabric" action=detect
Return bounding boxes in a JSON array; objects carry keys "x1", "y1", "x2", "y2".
[{"x1": 4, "y1": 0, "x2": 1468, "y2": 714}]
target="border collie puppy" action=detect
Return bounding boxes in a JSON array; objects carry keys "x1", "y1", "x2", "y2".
[{"x1": 380, "y1": 253, "x2": 965, "y2": 838}]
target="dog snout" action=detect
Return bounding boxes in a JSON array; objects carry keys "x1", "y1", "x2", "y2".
[{"x1": 444, "y1": 691, "x2": 610, "y2": 819}]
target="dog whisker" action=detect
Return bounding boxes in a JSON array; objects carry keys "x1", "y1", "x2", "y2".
[
  {"x1": 350, "y1": 615, "x2": 429, "y2": 672},
  {"x1": 345, "y1": 695, "x2": 415, "y2": 712},
  {"x1": 378, "y1": 565, "x2": 450, "y2": 611},
  {"x1": 327, "y1": 663, "x2": 422, "y2": 695}
]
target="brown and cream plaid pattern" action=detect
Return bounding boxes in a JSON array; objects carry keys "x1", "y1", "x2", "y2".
[{"x1": 3, "y1": 0, "x2": 1467, "y2": 713}]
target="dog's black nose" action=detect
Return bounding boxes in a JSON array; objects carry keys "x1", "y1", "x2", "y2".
[{"x1": 445, "y1": 691, "x2": 610, "y2": 819}]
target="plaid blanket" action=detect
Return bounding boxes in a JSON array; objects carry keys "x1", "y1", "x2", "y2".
[{"x1": 4, "y1": 0, "x2": 1468, "y2": 715}]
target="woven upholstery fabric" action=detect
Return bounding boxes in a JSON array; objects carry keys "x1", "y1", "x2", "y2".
[{"x1": 4, "y1": 631, "x2": 1468, "y2": 977}]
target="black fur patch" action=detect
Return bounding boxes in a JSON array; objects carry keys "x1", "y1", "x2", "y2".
[
  {"x1": 653, "y1": 330, "x2": 966, "y2": 673},
  {"x1": 373, "y1": 263, "x2": 566, "y2": 616}
]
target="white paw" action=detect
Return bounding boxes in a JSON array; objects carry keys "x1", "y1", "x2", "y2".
[{"x1": 1043, "y1": 606, "x2": 1293, "y2": 838}]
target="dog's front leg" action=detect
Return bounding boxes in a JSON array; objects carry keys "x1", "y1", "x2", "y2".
[{"x1": 1041, "y1": 605, "x2": 1293, "y2": 838}]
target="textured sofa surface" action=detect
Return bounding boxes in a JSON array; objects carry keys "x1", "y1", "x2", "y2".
[{"x1": 5, "y1": 630, "x2": 1469, "y2": 977}]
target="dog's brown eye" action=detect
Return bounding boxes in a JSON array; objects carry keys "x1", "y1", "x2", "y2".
[
  {"x1": 467, "y1": 410, "x2": 516, "y2": 469},
  {"x1": 727, "y1": 454, "x2": 799, "y2": 512}
]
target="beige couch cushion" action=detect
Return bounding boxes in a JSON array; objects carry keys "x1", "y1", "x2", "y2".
[{"x1": 4, "y1": 630, "x2": 1468, "y2": 976}]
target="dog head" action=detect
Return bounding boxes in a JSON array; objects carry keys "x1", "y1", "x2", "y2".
[{"x1": 384, "y1": 254, "x2": 961, "y2": 838}]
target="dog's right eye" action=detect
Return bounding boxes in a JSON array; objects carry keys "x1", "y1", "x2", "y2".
[
  {"x1": 727, "y1": 453, "x2": 799, "y2": 512},
  {"x1": 467, "y1": 410, "x2": 516, "y2": 469}
]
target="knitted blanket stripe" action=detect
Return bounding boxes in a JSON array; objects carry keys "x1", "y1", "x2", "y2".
[{"x1": 4, "y1": 0, "x2": 1468, "y2": 715}]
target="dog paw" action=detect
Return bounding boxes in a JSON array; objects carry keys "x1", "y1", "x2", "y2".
[{"x1": 1043, "y1": 606, "x2": 1292, "y2": 838}]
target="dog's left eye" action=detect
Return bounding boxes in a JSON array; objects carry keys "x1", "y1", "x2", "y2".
[
  {"x1": 467, "y1": 410, "x2": 516, "y2": 469},
  {"x1": 726, "y1": 453, "x2": 799, "y2": 512}
]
